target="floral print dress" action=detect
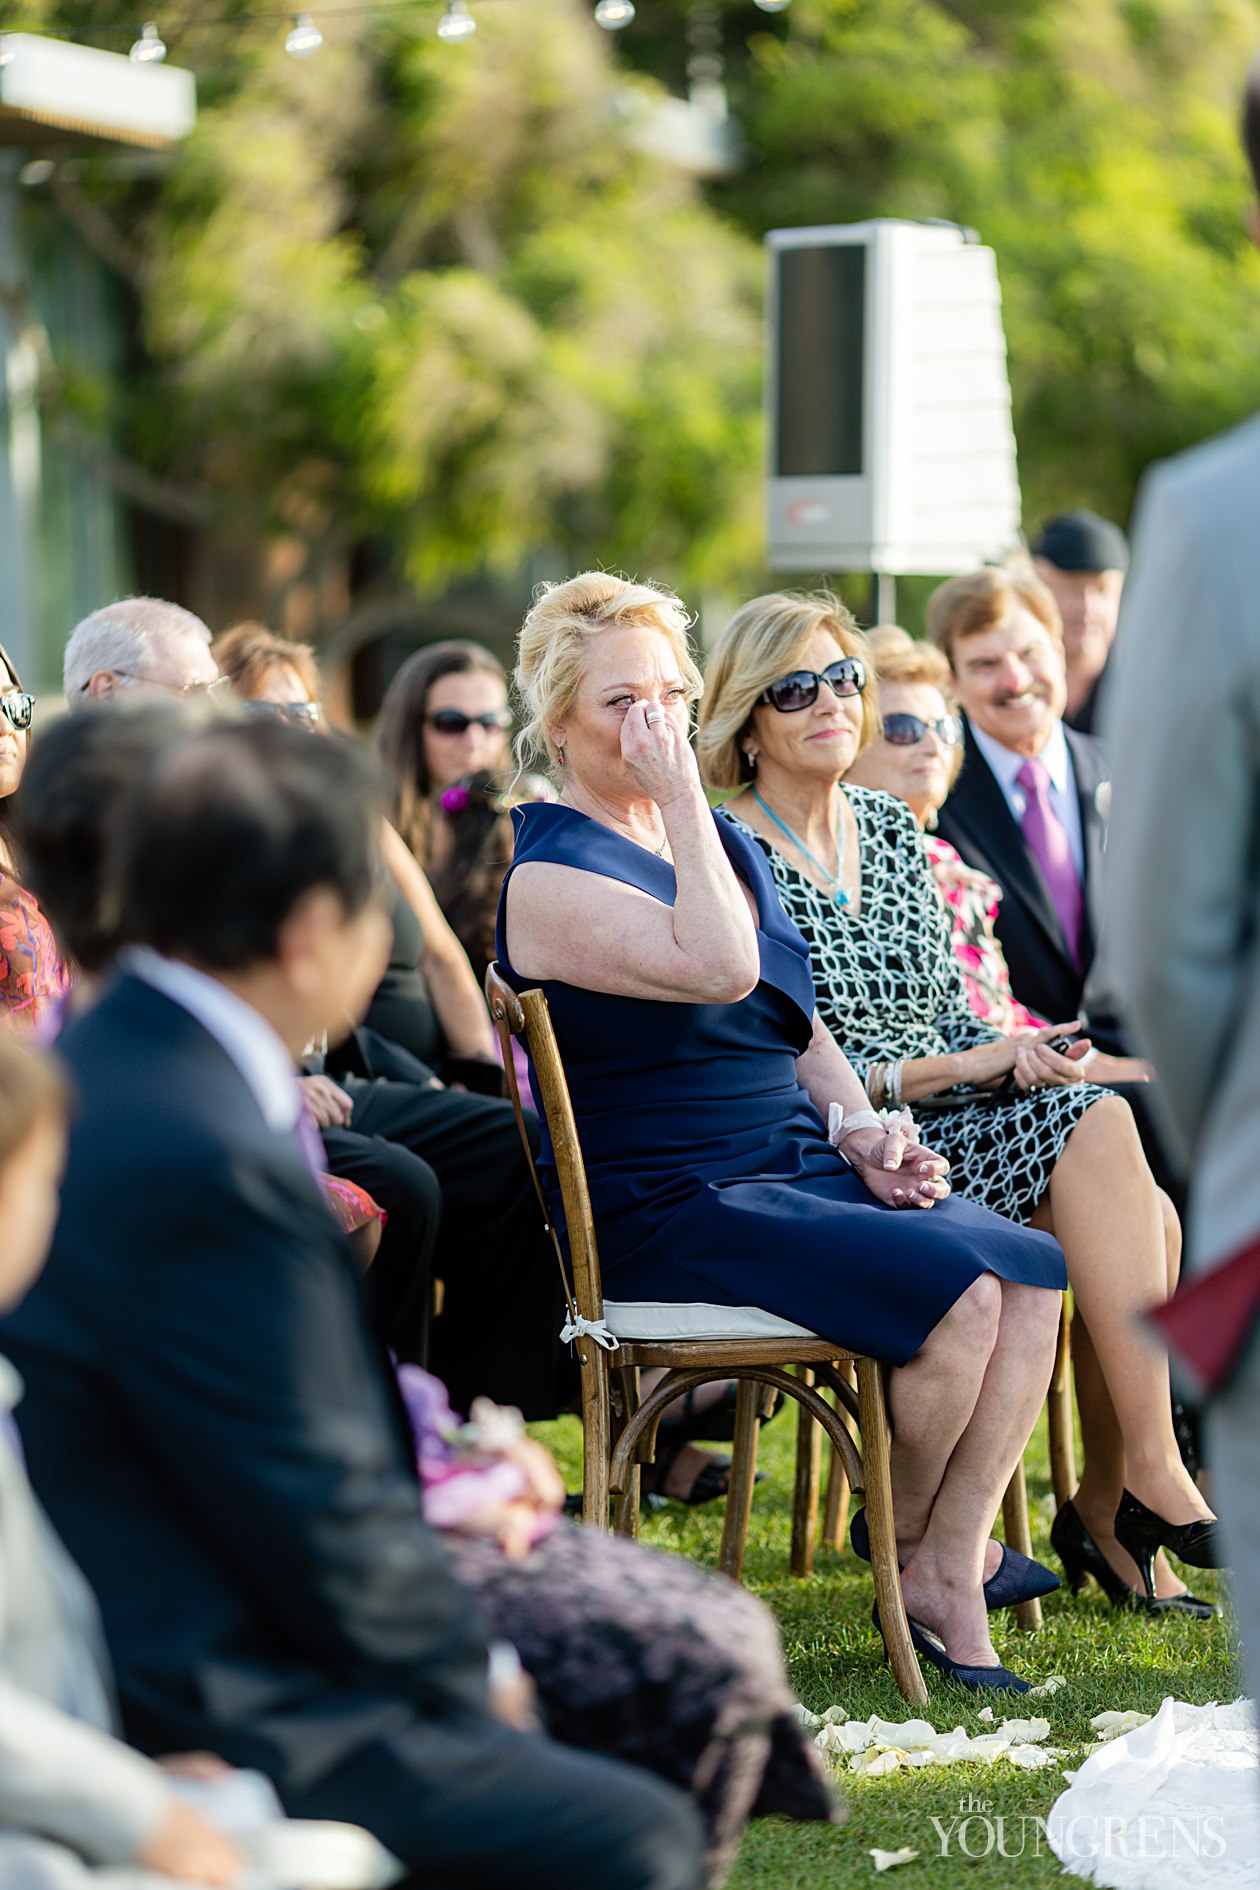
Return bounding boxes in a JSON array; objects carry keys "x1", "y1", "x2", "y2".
[
  {"x1": 0, "y1": 873, "x2": 69, "y2": 1038},
  {"x1": 924, "y1": 834, "x2": 1047, "y2": 1036}
]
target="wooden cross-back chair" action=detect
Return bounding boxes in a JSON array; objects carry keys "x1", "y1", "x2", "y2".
[{"x1": 485, "y1": 961, "x2": 928, "y2": 1705}]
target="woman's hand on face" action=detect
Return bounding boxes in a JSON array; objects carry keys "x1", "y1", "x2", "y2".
[
  {"x1": 619, "y1": 699, "x2": 700, "y2": 810},
  {"x1": 838, "y1": 1127, "x2": 951, "y2": 1209}
]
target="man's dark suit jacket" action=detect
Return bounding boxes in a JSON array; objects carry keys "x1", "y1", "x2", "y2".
[
  {"x1": 935, "y1": 716, "x2": 1125, "y2": 1050},
  {"x1": 2, "y1": 972, "x2": 495, "y2": 1792}
]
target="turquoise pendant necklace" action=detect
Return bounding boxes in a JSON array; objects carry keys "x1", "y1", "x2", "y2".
[{"x1": 753, "y1": 789, "x2": 850, "y2": 907}]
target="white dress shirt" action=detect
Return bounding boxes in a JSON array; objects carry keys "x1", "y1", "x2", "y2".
[
  {"x1": 970, "y1": 719, "x2": 1086, "y2": 883},
  {"x1": 119, "y1": 947, "x2": 301, "y2": 1135}
]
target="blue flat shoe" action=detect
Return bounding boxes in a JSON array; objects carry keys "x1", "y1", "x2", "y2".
[
  {"x1": 850, "y1": 1506, "x2": 1060, "y2": 1612},
  {"x1": 872, "y1": 1602, "x2": 1030, "y2": 1695}
]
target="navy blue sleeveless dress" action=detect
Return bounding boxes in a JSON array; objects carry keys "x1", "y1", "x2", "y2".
[{"x1": 496, "y1": 802, "x2": 1064, "y2": 1366}]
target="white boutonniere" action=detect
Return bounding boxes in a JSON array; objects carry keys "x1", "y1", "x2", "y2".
[{"x1": 1094, "y1": 780, "x2": 1112, "y2": 823}]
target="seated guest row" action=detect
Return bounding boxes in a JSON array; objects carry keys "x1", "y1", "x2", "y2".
[{"x1": 0, "y1": 551, "x2": 1224, "y2": 1837}]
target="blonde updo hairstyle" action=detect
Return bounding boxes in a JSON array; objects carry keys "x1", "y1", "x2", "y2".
[
  {"x1": 864, "y1": 625, "x2": 964, "y2": 790},
  {"x1": 514, "y1": 572, "x2": 703, "y2": 778},
  {"x1": 697, "y1": 590, "x2": 879, "y2": 793}
]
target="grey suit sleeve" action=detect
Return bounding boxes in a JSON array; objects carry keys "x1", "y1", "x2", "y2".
[
  {"x1": 1104, "y1": 461, "x2": 1258, "y2": 1170},
  {"x1": 0, "y1": 1680, "x2": 172, "y2": 1866}
]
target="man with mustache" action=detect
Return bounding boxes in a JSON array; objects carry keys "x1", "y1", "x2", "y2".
[
  {"x1": 929, "y1": 567, "x2": 1181, "y2": 1203},
  {"x1": 930, "y1": 564, "x2": 1115, "y2": 1034}
]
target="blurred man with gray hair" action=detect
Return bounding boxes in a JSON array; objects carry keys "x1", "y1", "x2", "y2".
[
  {"x1": 1106, "y1": 59, "x2": 1260, "y2": 1698},
  {"x1": 63, "y1": 599, "x2": 220, "y2": 709}
]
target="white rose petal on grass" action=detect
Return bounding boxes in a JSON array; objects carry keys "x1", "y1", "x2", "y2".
[
  {"x1": 994, "y1": 1717, "x2": 1050, "y2": 1744},
  {"x1": 793, "y1": 1705, "x2": 823, "y2": 1732},
  {"x1": 1007, "y1": 1744, "x2": 1063, "y2": 1770},
  {"x1": 1027, "y1": 1675, "x2": 1067, "y2": 1698},
  {"x1": 976, "y1": 1706, "x2": 995, "y2": 1723},
  {"x1": 868, "y1": 1718, "x2": 938, "y2": 1749},
  {"x1": 850, "y1": 1747, "x2": 904, "y2": 1777},
  {"x1": 869, "y1": 1848, "x2": 919, "y2": 1872},
  {"x1": 1090, "y1": 1709, "x2": 1151, "y2": 1743}
]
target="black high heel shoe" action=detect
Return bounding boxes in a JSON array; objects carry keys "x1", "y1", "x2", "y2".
[
  {"x1": 1050, "y1": 1499, "x2": 1216, "y2": 1618},
  {"x1": 1113, "y1": 1489, "x2": 1222, "y2": 1604}
]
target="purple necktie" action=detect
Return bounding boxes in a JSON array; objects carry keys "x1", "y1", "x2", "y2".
[{"x1": 1017, "y1": 757, "x2": 1084, "y2": 968}]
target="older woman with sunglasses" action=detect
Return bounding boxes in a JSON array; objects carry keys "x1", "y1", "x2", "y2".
[
  {"x1": 0, "y1": 648, "x2": 68, "y2": 1037},
  {"x1": 700, "y1": 594, "x2": 1216, "y2": 1619}
]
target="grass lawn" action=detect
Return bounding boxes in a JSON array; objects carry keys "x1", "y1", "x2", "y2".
[{"x1": 530, "y1": 1406, "x2": 1238, "y2": 1888}]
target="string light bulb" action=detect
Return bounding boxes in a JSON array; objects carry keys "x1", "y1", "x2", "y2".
[
  {"x1": 128, "y1": 20, "x2": 167, "y2": 62},
  {"x1": 594, "y1": 0, "x2": 635, "y2": 26},
  {"x1": 284, "y1": 11, "x2": 324, "y2": 55},
  {"x1": 436, "y1": 0, "x2": 476, "y2": 40},
  {"x1": 752, "y1": 0, "x2": 791, "y2": 10}
]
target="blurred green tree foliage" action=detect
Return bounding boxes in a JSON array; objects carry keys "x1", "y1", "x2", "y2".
[
  {"x1": 702, "y1": 0, "x2": 1260, "y2": 529},
  {"x1": 24, "y1": 0, "x2": 1260, "y2": 615},
  {"x1": 30, "y1": 0, "x2": 763, "y2": 608}
]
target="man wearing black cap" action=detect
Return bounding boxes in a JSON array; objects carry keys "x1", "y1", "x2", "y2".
[{"x1": 1032, "y1": 509, "x2": 1130, "y2": 733}]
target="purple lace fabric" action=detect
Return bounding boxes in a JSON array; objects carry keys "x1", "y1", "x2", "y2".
[
  {"x1": 395, "y1": 1366, "x2": 837, "y2": 1883},
  {"x1": 446, "y1": 1525, "x2": 838, "y2": 1885}
]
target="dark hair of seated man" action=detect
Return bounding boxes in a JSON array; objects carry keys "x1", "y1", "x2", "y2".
[
  {"x1": 18, "y1": 699, "x2": 214, "y2": 974},
  {"x1": 116, "y1": 719, "x2": 384, "y2": 971}
]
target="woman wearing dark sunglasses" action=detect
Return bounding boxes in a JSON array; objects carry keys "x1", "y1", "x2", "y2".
[
  {"x1": 375, "y1": 642, "x2": 524, "y2": 1004},
  {"x1": 0, "y1": 646, "x2": 69, "y2": 1037},
  {"x1": 702, "y1": 598, "x2": 1215, "y2": 1621}
]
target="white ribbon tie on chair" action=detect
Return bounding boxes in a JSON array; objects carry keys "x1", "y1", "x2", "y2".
[{"x1": 559, "y1": 1314, "x2": 621, "y2": 1350}]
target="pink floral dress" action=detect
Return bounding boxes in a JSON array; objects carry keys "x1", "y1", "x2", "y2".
[
  {"x1": 0, "y1": 873, "x2": 70, "y2": 1039},
  {"x1": 924, "y1": 834, "x2": 1047, "y2": 1037}
]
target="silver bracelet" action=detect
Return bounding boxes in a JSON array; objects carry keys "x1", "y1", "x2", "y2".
[{"x1": 886, "y1": 1060, "x2": 904, "y2": 1109}]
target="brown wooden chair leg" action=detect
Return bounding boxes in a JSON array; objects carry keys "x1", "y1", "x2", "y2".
[
  {"x1": 581, "y1": 1358, "x2": 612, "y2": 1530},
  {"x1": 857, "y1": 1357, "x2": 926, "y2": 1705},
  {"x1": 612, "y1": 1365, "x2": 642, "y2": 1538},
  {"x1": 1002, "y1": 1458, "x2": 1042, "y2": 1633},
  {"x1": 1048, "y1": 1300, "x2": 1076, "y2": 1513},
  {"x1": 718, "y1": 1377, "x2": 762, "y2": 1581},
  {"x1": 790, "y1": 1366, "x2": 823, "y2": 1577},
  {"x1": 822, "y1": 1361, "x2": 856, "y2": 1551}
]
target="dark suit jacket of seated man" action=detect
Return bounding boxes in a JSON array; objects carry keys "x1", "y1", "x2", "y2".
[
  {"x1": 935, "y1": 712, "x2": 1121, "y2": 1041},
  {"x1": 2, "y1": 719, "x2": 702, "y2": 1890}
]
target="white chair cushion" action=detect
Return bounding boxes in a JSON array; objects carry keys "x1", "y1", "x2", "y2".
[{"x1": 601, "y1": 1299, "x2": 818, "y2": 1342}]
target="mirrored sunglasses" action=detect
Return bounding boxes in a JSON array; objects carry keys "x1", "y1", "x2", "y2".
[
  {"x1": 759, "y1": 656, "x2": 867, "y2": 714},
  {"x1": 882, "y1": 711, "x2": 962, "y2": 749},
  {"x1": 0, "y1": 691, "x2": 34, "y2": 733},
  {"x1": 242, "y1": 699, "x2": 323, "y2": 727},
  {"x1": 426, "y1": 708, "x2": 513, "y2": 736}
]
